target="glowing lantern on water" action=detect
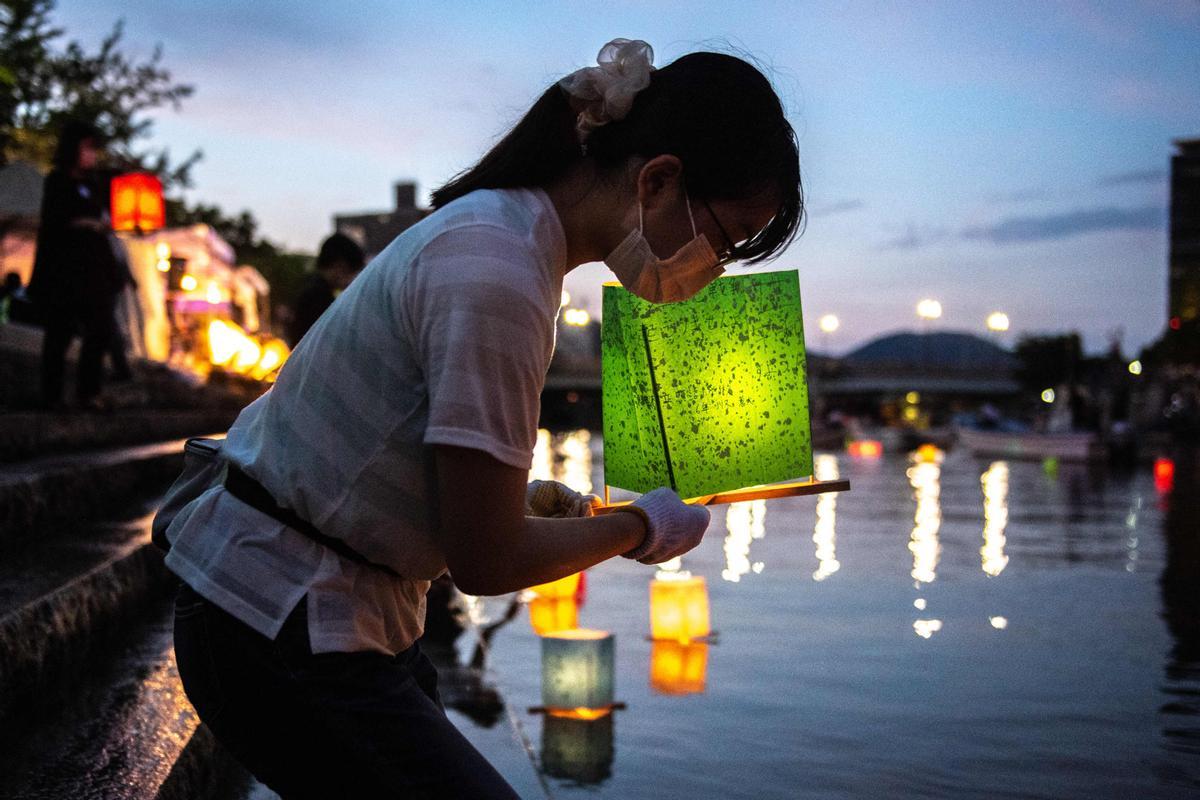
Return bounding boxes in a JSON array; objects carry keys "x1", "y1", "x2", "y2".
[
  {"x1": 529, "y1": 596, "x2": 578, "y2": 637},
  {"x1": 541, "y1": 629, "x2": 614, "y2": 713},
  {"x1": 914, "y1": 444, "x2": 943, "y2": 464},
  {"x1": 1155, "y1": 457, "x2": 1175, "y2": 493},
  {"x1": 649, "y1": 640, "x2": 709, "y2": 695},
  {"x1": 540, "y1": 711, "x2": 614, "y2": 785},
  {"x1": 848, "y1": 440, "x2": 883, "y2": 459},
  {"x1": 528, "y1": 572, "x2": 582, "y2": 601},
  {"x1": 649, "y1": 572, "x2": 710, "y2": 643},
  {"x1": 110, "y1": 172, "x2": 165, "y2": 233}
]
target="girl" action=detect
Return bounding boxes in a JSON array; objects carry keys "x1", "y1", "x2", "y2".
[{"x1": 168, "y1": 39, "x2": 803, "y2": 798}]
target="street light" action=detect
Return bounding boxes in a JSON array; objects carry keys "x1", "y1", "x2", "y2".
[
  {"x1": 818, "y1": 314, "x2": 840, "y2": 334},
  {"x1": 916, "y1": 299, "x2": 942, "y2": 321},
  {"x1": 986, "y1": 312, "x2": 1010, "y2": 333},
  {"x1": 563, "y1": 308, "x2": 591, "y2": 326}
]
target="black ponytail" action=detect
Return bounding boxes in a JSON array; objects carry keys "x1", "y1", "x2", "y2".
[{"x1": 431, "y1": 50, "x2": 804, "y2": 264}]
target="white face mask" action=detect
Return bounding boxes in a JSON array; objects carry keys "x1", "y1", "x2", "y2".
[{"x1": 604, "y1": 194, "x2": 725, "y2": 303}]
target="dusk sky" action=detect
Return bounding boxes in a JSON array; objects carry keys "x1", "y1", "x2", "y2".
[{"x1": 60, "y1": 1, "x2": 1200, "y2": 354}]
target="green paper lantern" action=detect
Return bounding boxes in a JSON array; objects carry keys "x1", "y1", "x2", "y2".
[
  {"x1": 541, "y1": 630, "x2": 615, "y2": 711},
  {"x1": 601, "y1": 270, "x2": 813, "y2": 498},
  {"x1": 541, "y1": 713, "x2": 614, "y2": 785}
]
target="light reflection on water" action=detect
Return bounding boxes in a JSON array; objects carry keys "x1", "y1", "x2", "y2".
[
  {"x1": 907, "y1": 458, "x2": 942, "y2": 586},
  {"x1": 812, "y1": 454, "x2": 840, "y2": 582},
  {"x1": 721, "y1": 500, "x2": 766, "y2": 583},
  {"x1": 469, "y1": 430, "x2": 1200, "y2": 798},
  {"x1": 980, "y1": 461, "x2": 1010, "y2": 577}
]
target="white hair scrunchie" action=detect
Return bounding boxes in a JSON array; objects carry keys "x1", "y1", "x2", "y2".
[{"x1": 558, "y1": 38, "x2": 655, "y2": 152}]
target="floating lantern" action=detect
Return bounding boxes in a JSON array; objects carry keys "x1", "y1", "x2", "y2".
[
  {"x1": 529, "y1": 596, "x2": 579, "y2": 637},
  {"x1": 649, "y1": 572, "x2": 710, "y2": 643},
  {"x1": 110, "y1": 172, "x2": 165, "y2": 233},
  {"x1": 1154, "y1": 457, "x2": 1175, "y2": 493},
  {"x1": 528, "y1": 572, "x2": 582, "y2": 601},
  {"x1": 914, "y1": 443, "x2": 943, "y2": 464},
  {"x1": 649, "y1": 641, "x2": 709, "y2": 695},
  {"x1": 847, "y1": 440, "x2": 883, "y2": 459},
  {"x1": 541, "y1": 629, "x2": 614, "y2": 713},
  {"x1": 541, "y1": 711, "x2": 614, "y2": 785}
]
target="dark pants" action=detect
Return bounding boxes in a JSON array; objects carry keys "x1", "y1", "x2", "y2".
[
  {"x1": 172, "y1": 583, "x2": 519, "y2": 800},
  {"x1": 40, "y1": 300, "x2": 116, "y2": 405}
]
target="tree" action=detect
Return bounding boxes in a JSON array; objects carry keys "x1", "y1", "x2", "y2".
[
  {"x1": 1014, "y1": 333, "x2": 1083, "y2": 392},
  {"x1": 0, "y1": 0, "x2": 198, "y2": 186},
  {"x1": 1, "y1": 1, "x2": 311, "y2": 308}
]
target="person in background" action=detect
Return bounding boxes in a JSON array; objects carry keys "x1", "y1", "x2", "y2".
[
  {"x1": 286, "y1": 232, "x2": 365, "y2": 347},
  {"x1": 0, "y1": 272, "x2": 32, "y2": 324},
  {"x1": 28, "y1": 120, "x2": 127, "y2": 411}
]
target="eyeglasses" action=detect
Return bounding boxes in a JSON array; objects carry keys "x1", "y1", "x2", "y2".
[{"x1": 701, "y1": 198, "x2": 739, "y2": 265}]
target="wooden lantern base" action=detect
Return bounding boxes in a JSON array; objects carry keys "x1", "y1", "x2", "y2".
[{"x1": 591, "y1": 477, "x2": 850, "y2": 514}]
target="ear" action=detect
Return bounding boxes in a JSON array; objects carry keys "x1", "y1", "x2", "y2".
[{"x1": 635, "y1": 155, "x2": 684, "y2": 210}]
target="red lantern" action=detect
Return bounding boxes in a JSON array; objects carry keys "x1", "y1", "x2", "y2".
[
  {"x1": 1154, "y1": 457, "x2": 1175, "y2": 494},
  {"x1": 110, "y1": 172, "x2": 165, "y2": 233},
  {"x1": 847, "y1": 439, "x2": 883, "y2": 458}
]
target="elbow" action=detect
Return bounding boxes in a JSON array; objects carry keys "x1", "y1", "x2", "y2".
[{"x1": 445, "y1": 553, "x2": 520, "y2": 596}]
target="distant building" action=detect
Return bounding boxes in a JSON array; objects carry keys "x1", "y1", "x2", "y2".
[
  {"x1": 812, "y1": 330, "x2": 1020, "y2": 425},
  {"x1": 1169, "y1": 138, "x2": 1200, "y2": 327},
  {"x1": 333, "y1": 181, "x2": 429, "y2": 260}
]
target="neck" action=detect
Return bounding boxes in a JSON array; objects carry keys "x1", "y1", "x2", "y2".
[{"x1": 543, "y1": 161, "x2": 628, "y2": 275}]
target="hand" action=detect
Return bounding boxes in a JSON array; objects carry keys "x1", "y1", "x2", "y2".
[
  {"x1": 525, "y1": 479, "x2": 599, "y2": 518},
  {"x1": 616, "y1": 487, "x2": 711, "y2": 564}
]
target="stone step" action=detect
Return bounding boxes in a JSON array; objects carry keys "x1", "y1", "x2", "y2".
[
  {"x1": 0, "y1": 408, "x2": 237, "y2": 464},
  {"x1": 0, "y1": 510, "x2": 172, "y2": 727},
  {"x1": 0, "y1": 601, "x2": 252, "y2": 800},
  {"x1": 0, "y1": 438, "x2": 202, "y2": 549},
  {"x1": 1, "y1": 326, "x2": 259, "y2": 415},
  {"x1": 0, "y1": 501, "x2": 251, "y2": 799}
]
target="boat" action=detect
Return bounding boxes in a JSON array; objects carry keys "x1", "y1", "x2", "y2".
[{"x1": 955, "y1": 426, "x2": 1102, "y2": 462}]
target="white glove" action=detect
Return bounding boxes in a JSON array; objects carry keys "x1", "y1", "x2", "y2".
[
  {"x1": 616, "y1": 487, "x2": 711, "y2": 564},
  {"x1": 526, "y1": 480, "x2": 599, "y2": 518}
]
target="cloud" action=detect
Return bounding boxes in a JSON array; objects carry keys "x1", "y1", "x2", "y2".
[
  {"x1": 1096, "y1": 169, "x2": 1166, "y2": 187},
  {"x1": 962, "y1": 205, "x2": 1164, "y2": 244},
  {"x1": 809, "y1": 199, "x2": 863, "y2": 217},
  {"x1": 879, "y1": 223, "x2": 947, "y2": 251},
  {"x1": 984, "y1": 187, "x2": 1055, "y2": 204}
]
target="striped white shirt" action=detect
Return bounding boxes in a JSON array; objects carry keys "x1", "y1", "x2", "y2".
[{"x1": 165, "y1": 188, "x2": 566, "y2": 654}]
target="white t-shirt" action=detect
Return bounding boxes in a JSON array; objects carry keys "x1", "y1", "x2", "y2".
[{"x1": 165, "y1": 187, "x2": 566, "y2": 654}]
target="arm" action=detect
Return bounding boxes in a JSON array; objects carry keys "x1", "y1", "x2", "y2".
[{"x1": 432, "y1": 444, "x2": 644, "y2": 596}]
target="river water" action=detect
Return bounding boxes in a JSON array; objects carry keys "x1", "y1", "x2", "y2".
[{"x1": 457, "y1": 430, "x2": 1200, "y2": 799}]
